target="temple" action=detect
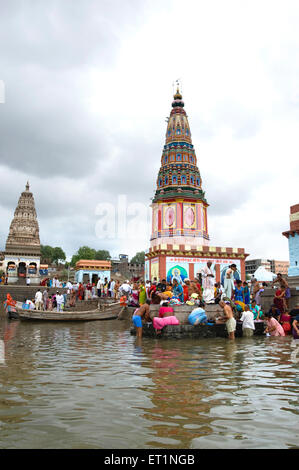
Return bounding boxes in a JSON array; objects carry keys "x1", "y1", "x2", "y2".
[
  {"x1": 145, "y1": 88, "x2": 248, "y2": 284},
  {"x1": 3, "y1": 182, "x2": 41, "y2": 284}
]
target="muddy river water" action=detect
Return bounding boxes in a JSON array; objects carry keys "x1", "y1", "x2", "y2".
[{"x1": 0, "y1": 315, "x2": 298, "y2": 449}]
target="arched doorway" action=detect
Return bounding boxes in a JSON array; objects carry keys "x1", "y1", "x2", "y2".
[{"x1": 18, "y1": 262, "x2": 26, "y2": 278}]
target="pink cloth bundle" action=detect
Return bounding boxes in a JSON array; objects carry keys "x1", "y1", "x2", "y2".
[{"x1": 153, "y1": 316, "x2": 180, "y2": 330}]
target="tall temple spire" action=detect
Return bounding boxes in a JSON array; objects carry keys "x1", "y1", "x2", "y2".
[
  {"x1": 5, "y1": 183, "x2": 41, "y2": 254},
  {"x1": 150, "y1": 89, "x2": 209, "y2": 249},
  {"x1": 153, "y1": 88, "x2": 207, "y2": 206},
  {"x1": 4, "y1": 183, "x2": 41, "y2": 284}
]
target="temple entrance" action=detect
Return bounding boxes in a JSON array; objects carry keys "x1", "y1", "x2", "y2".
[
  {"x1": 92, "y1": 274, "x2": 98, "y2": 285},
  {"x1": 18, "y1": 262, "x2": 26, "y2": 278},
  {"x1": 83, "y1": 273, "x2": 90, "y2": 284}
]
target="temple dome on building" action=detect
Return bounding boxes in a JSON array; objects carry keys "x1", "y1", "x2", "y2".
[{"x1": 4, "y1": 182, "x2": 41, "y2": 284}]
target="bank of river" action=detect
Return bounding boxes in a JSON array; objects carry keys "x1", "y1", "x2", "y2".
[{"x1": 0, "y1": 314, "x2": 298, "y2": 449}]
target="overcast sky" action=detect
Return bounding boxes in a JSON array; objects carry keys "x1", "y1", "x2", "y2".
[{"x1": 0, "y1": 0, "x2": 298, "y2": 261}]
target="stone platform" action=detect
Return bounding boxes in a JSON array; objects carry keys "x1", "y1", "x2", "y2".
[{"x1": 130, "y1": 321, "x2": 265, "y2": 339}]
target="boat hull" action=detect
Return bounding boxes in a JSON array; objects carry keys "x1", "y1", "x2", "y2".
[{"x1": 15, "y1": 304, "x2": 125, "y2": 321}]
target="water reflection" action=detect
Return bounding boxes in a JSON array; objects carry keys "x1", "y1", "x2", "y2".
[{"x1": 0, "y1": 315, "x2": 298, "y2": 449}]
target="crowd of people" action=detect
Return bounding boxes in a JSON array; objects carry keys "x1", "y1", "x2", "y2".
[
  {"x1": 126, "y1": 264, "x2": 299, "y2": 341},
  {"x1": 2, "y1": 266, "x2": 299, "y2": 341}
]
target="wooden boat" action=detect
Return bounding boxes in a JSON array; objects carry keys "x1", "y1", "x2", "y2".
[{"x1": 14, "y1": 301, "x2": 126, "y2": 321}]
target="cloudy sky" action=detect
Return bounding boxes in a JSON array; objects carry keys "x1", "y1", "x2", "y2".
[{"x1": 0, "y1": 0, "x2": 298, "y2": 261}]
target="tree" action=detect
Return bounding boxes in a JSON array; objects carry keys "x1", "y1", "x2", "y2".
[
  {"x1": 41, "y1": 245, "x2": 66, "y2": 265},
  {"x1": 52, "y1": 247, "x2": 66, "y2": 265},
  {"x1": 71, "y1": 246, "x2": 96, "y2": 267},
  {"x1": 130, "y1": 251, "x2": 145, "y2": 264},
  {"x1": 70, "y1": 246, "x2": 111, "y2": 266},
  {"x1": 95, "y1": 250, "x2": 111, "y2": 261}
]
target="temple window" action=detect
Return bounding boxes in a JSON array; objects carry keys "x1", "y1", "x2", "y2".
[
  {"x1": 181, "y1": 176, "x2": 186, "y2": 184},
  {"x1": 172, "y1": 176, "x2": 177, "y2": 184},
  {"x1": 176, "y1": 154, "x2": 181, "y2": 161}
]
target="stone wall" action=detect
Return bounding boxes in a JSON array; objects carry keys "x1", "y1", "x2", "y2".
[
  {"x1": 260, "y1": 287, "x2": 299, "y2": 313},
  {"x1": 0, "y1": 285, "x2": 67, "y2": 303}
]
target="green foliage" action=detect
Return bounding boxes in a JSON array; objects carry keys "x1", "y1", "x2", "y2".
[
  {"x1": 130, "y1": 251, "x2": 145, "y2": 264},
  {"x1": 41, "y1": 245, "x2": 66, "y2": 265},
  {"x1": 70, "y1": 246, "x2": 111, "y2": 267}
]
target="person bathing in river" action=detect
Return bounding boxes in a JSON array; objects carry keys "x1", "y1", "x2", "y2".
[
  {"x1": 152, "y1": 302, "x2": 180, "y2": 335},
  {"x1": 132, "y1": 300, "x2": 151, "y2": 338},
  {"x1": 218, "y1": 300, "x2": 236, "y2": 340},
  {"x1": 264, "y1": 312, "x2": 285, "y2": 337}
]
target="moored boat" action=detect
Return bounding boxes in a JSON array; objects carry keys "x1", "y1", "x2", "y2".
[{"x1": 14, "y1": 301, "x2": 126, "y2": 321}]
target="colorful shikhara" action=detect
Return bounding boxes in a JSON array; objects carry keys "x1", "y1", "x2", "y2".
[{"x1": 151, "y1": 87, "x2": 209, "y2": 249}]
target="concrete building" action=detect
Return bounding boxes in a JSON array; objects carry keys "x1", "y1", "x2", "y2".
[
  {"x1": 245, "y1": 259, "x2": 271, "y2": 276},
  {"x1": 245, "y1": 258, "x2": 289, "y2": 277},
  {"x1": 283, "y1": 203, "x2": 299, "y2": 277},
  {"x1": 75, "y1": 260, "x2": 111, "y2": 284},
  {"x1": 111, "y1": 254, "x2": 144, "y2": 280}
]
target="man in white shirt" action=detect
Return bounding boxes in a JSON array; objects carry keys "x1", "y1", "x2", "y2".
[
  {"x1": 66, "y1": 281, "x2": 73, "y2": 293},
  {"x1": 26, "y1": 277, "x2": 31, "y2": 286},
  {"x1": 109, "y1": 279, "x2": 116, "y2": 298},
  {"x1": 240, "y1": 305, "x2": 255, "y2": 337},
  {"x1": 56, "y1": 291, "x2": 64, "y2": 312},
  {"x1": 119, "y1": 280, "x2": 132, "y2": 299},
  {"x1": 35, "y1": 289, "x2": 43, "y2": 310}
]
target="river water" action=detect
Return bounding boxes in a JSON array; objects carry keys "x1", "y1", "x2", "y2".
[{"x1": 0, "y1": 315, "x2": 298, "y2": 449}]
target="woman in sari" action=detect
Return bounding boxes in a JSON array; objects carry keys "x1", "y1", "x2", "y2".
[
  {"x1": 279, "y1": 310, "x2": 291, "y2": 335},
  {"x1": 234, "y1": 281, "x2": 244, "y2": 302},
  {"x1": 264, "y1": 312, "x2": 285, "y2": 337},
  {"x1": 183, "y1": 280, "x2": 190, "y2": 302},
  {"x1": 152, "y1": 302, "x2": 180, "y2": 334},
  {"x1": 243, "y1": 282, "x2": 250, "y2": 304},
  {"x1": 273, "y1": 288, "x2": 286, "y2": 313},
  {"x1": 78, "y1": 283, "x2": 84, "y2": 301},
  {"x1": 130, "y1": 282, "x2": 139, "y2": 307},
  {"x1": 139, "y1": 281, "x2": 146, "y2": 306},
  {"x1": 292, "y1": 315, "x2": 299, "y2": 340},
  {"x1": 3, "y1": 294, "x2": 17, "y2": 316},
  {"x1": 69, "y1": 289, "x2": 76, "y2": 307}
]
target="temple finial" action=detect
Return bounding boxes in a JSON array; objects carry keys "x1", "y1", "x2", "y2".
[{"x1": 26, "y1": 181, "x2": 30, "y2": 191}]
